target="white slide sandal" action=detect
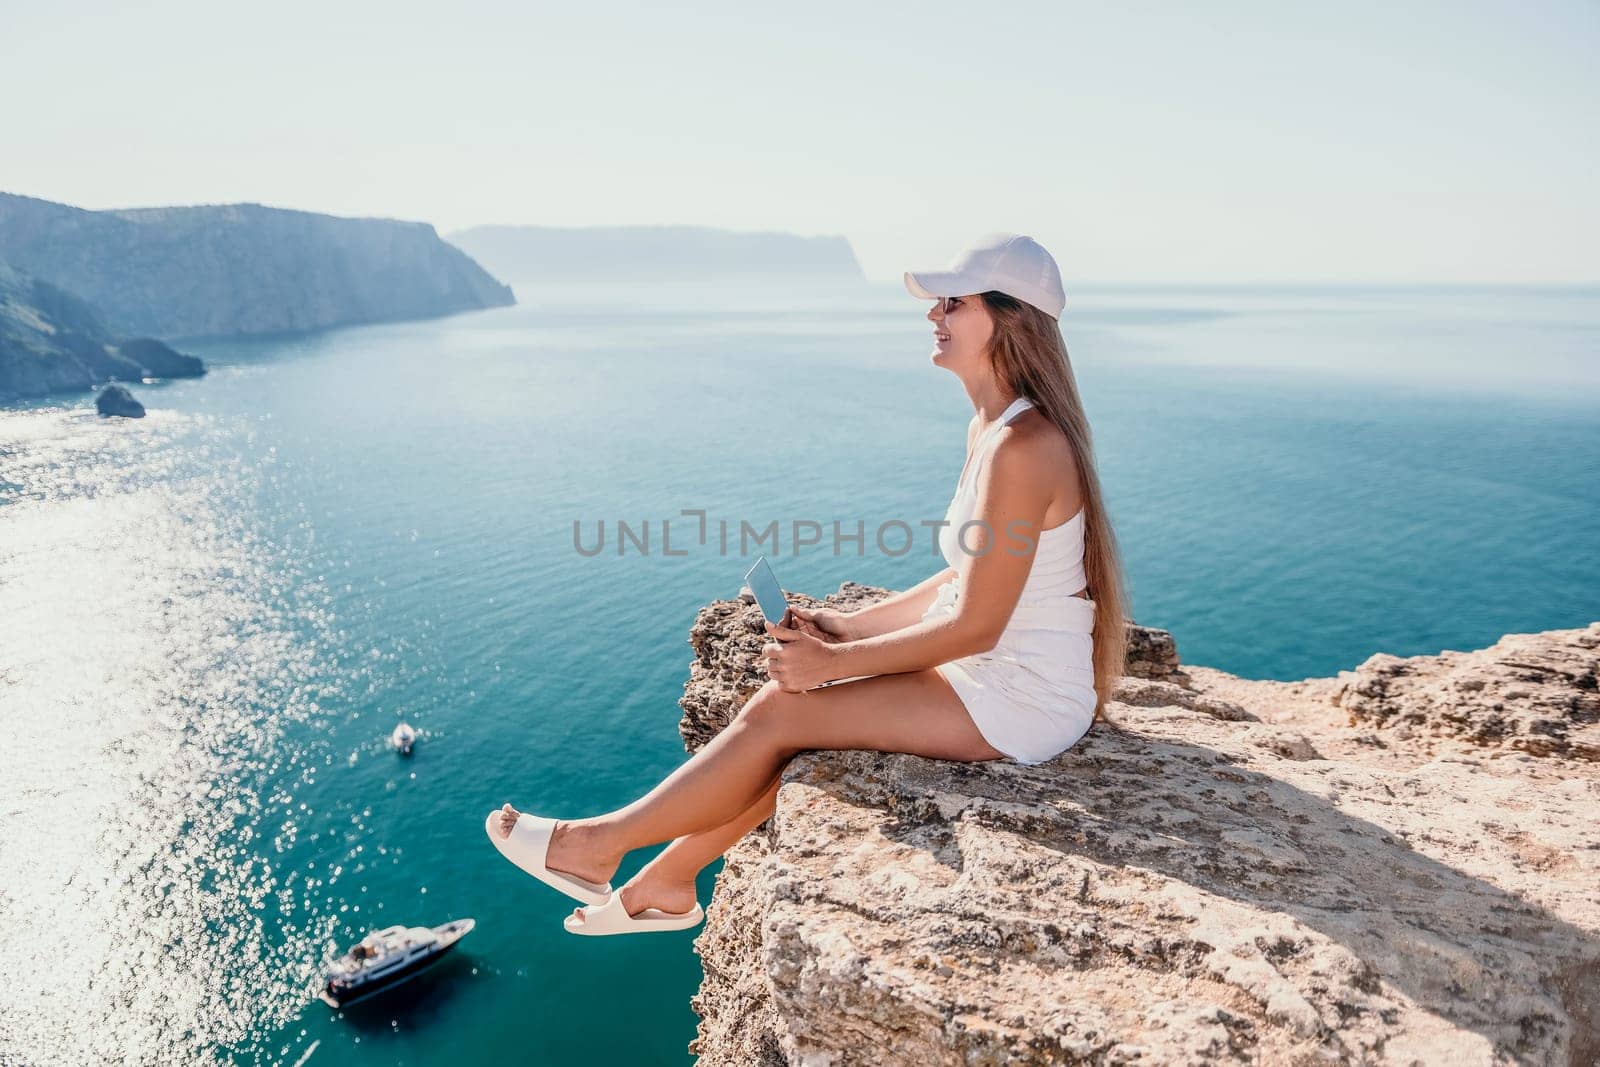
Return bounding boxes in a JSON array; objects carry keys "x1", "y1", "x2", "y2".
[
  {"x1": 484, "y1": 810, "x2": 613, "y2": 906},
  {"x1": 563, "y1": 893, "x2": 705, "y2": 936}
]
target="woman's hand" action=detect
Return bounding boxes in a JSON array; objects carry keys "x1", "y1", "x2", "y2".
[
  {"x1": 759, "y1": 618, "x2": 844, "y2": 693},
  {"x1": 787, "y1": 605, "x2": 855, "y2": 644}
]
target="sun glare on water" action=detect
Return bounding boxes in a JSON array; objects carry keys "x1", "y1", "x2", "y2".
[{"x1": 0, "y1": 408, "x2": 343, "y2": 1063}]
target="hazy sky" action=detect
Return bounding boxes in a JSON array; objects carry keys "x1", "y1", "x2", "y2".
[{"x1": 4, "y1": 1, "x2": 1596, "y2": 282}]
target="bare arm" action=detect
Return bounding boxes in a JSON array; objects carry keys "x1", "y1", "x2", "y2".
[
  {"x1": 830, "y1": 428, "x2": 1055, "y2": 678},
  {"x1": 837, "y1": 566, "x2": 958, "y2": 641}
]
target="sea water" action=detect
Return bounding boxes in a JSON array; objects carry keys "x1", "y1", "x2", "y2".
[{"x1": 1, "y1": 281, "x2": 1596, "y2": 1064}]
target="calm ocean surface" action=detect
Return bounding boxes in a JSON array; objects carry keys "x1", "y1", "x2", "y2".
[{"x1": 2, "y1": 281, "x2": 1596, "y2": 1064}]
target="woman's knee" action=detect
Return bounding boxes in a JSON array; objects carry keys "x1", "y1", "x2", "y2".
[{"x1": 734, "y1": 680, "x2": 801, "y2": 735}]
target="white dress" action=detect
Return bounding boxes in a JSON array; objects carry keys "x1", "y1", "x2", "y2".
[{"x1": 920, "y1": 396, "x2": 1098, "y2": 764}]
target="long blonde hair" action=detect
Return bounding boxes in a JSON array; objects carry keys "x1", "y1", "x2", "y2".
[{"x1": 977, "y1": 291, "x2": 1129, "y2": 722}]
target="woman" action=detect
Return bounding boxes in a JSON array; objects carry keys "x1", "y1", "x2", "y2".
[{"x1": 487, "y1": 233, "x2": 1129, "y2": 936}]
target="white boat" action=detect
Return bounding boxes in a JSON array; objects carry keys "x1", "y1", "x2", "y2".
[
  {"x1": 320, "y1": 918, "x2": 475, "y2": 1008},
  {"x1": 391, "y1": 722, "x2": 416, "y2": 755}
]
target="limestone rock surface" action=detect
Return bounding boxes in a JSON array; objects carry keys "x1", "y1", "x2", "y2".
[{"x1": 679, "y1": 585, "x2": 1600, "y2": 1066}]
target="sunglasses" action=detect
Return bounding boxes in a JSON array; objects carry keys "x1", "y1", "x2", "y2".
[{"x1": 934, "y1": 295, "x2": 965, "y2": 314}]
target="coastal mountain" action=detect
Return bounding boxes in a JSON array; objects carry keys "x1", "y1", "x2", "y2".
[
  {"x1": 0, "y1": 261, "x2": 203, "y2": 401},
  {"x1": 0, "y1": 193, "x2": 515, "y2": 339},
  {"x1": 682, "y1": 584, "x2": 1599, "y2": 1064},
  {"x1": 446, "y1": 224, "x2": 865, "y2": 283}
]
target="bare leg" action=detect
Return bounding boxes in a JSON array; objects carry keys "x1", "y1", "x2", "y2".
[
  {"x1": 568, "y1": 765, "x2": 786, "y2": 925},
  {"x1": 491, "y1": 711, "x2": 791, "y2": 886},
  {"x1": 648, "y1": 764, "x2": 786, "y2": 880},
  {"x1": 495, "y1": 669, "x2": 1002, "y2": 893},
  {"x1": 590, "y1": 711, "x2": 792, "y2": 848}
]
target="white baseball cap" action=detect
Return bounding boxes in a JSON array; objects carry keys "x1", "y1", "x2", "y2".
[{"x1": 903, "y1": 232, "x2": 1066, "y2": 320}]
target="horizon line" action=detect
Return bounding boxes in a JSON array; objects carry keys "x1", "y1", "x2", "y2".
[{"x1": 5, "y1": 190, "x2": 1595, "y2": 289}]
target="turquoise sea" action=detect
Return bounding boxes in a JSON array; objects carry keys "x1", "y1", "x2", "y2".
[{"x1": 1, "y1": 281, "x2": 1596, "y2": 1065}]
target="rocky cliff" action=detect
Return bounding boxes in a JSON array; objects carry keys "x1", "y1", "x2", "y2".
[
  {"x1": 0, "y1": 193, "x2": 514, "y2": 339},
  {"x1": 0, "y1": 261, "x2": 204, "y2": 401},
  {"x1": 678, "y1": 582, "x2": 1600, "y2": 1065}
]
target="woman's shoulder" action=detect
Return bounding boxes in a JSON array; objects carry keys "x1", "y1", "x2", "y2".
[
  {"x1": 982, "y1": 419, "x2": 1062, "y2": 491},
  {"x1": 983, "y1": 414, "x2": 1080, "y2": 514},
  {"x1": 995, "y1": 407, "x2": 1074, "y2": 467}
]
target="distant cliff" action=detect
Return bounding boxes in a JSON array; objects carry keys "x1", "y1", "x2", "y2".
[
  {"x1": 0, "y1": 193, "x2": 515, "y2": 339},
  {"x1": 447, "y1": 224, "x2": 865, "y2": 282},
  {"x1": 682, "y1": 582, "x2": 1600, "y2": 1065},
  {"x1": 0, "y1": 262, "x2": 203, "y2": 401}
]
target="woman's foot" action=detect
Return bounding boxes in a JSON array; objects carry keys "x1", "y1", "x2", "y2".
[
  {"x1": 568, "y1": 865, "x2": 698, "y2": 927},
  {"x1": 492, "y1": 803, "x2": 621, "y2": 888}
]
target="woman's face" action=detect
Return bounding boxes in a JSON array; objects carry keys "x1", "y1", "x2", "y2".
[{"x1": 927, "y1": 294, "x2": 993, "y2": 371}]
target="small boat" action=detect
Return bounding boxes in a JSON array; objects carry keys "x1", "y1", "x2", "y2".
[
  {"x1": 319, "y1": 918, "x2": 475, "y2": 1008},
  {"x1": 391, "y1": 722, "x2": 416, "y2": 755}
]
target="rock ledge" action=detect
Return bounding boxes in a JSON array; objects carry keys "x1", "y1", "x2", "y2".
[{"x1": 679, "y1": 584, "x2": 1600, "y2": 1066}]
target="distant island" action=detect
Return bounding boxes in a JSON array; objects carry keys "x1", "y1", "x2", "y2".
[
  {"x1": 0, "y1": 192, "x2": 516, "y2": 402},
  {"x1": 447, "y1": 224, "x2": 865, "y2": 283}
]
